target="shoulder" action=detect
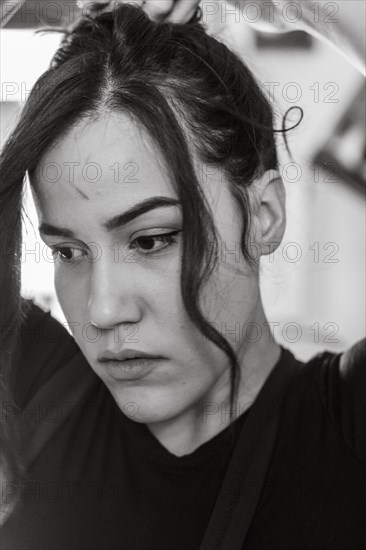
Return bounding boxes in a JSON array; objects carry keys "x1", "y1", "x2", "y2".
[
  {"x1": 12, "y1": 300, "x2": 99, "y2": 408},
  {"x1": 287, "y1": 339, "x2": 366, "y2": 464},
  {"x1": 319, "y1": 339, "x2": 365, "y2": 461},
  {"x1": 309, "y1": 339, "x2": 365, "y2": 421},
  {"x1": 299, "y1": 338, "x2": 366, "y2": 389},
  {"x1": 10, "y1": 301, "x2": 105, "y2": 466}
]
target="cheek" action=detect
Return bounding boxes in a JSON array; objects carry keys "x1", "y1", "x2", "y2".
[
  {"x1": 200, "y1": 184, "x2": 260, "y2": 346},
  {"x1": 54, "y1": 268, "x2": 87, "y2": 325},
  {"x1": 200, "y1": 261, "x2": 260, "y2": 350},
  {"x1": 55, "y1": 272, "x2": 98, "y2": 358}
]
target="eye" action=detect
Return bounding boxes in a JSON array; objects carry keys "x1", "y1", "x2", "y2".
[
  {"x1": 130, "y1": 230, "x2": 181, "y2": 254},
  {"x1": 51, "y1": 246, "x2": 86, "y2": 264}
]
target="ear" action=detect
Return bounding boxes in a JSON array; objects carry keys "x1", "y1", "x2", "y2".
[{"x1": 249, "y1": 169, "x2": 286, "y2": 256}]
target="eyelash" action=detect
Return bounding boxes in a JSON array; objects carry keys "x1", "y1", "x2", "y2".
[{"x1": 50, "y1": 230, "x2": 182, "y2": 264}]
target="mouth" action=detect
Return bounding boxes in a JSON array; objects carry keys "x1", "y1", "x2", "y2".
[
  {"x1": 101, "y1": 358, "x2": 164, "y2": 381},
  {"x1": 98, "y1": 350, "x2": 165, "y2": 381},
  {"x1": 98, "y1": 349, "x2": 163, "y2": 362}
]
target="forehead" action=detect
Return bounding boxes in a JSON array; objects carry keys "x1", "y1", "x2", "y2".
[
  {"x1": 31, "y1": 111, "x2": 233, "y2": 233},
  {"x1": 32, "y1": 112, "x2": 174, "y2": 205}
]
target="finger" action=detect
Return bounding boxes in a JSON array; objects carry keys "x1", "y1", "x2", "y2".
[
  {"x1": 116, "y1": 0, "x2": 146, "y2": 8},
  {"x1": 164, "y1": 0, "x2": 199, "y2": 23},
  {"x1": 143, "y1": 0, "x2": 175, "y2": 22},
  {"x1": 77, "y1": 0, "x2": 109, "y2": 10},
  {"x1": 77, "y1": 0, "x2": 145, "y2": 14}
]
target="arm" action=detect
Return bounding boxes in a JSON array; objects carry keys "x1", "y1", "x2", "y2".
[
  {"x1": 244, "y1": 0, "x2": 365, "y2": 75},
  {"x1": 318, "y1": 338, "x2": 366, "y2": 465}
]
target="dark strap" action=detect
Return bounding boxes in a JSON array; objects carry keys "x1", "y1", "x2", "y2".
[{"x1": 199, "y1": 348, "x2": 302, "y2": 550}]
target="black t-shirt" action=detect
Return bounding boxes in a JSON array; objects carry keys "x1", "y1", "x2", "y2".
[{"x1": 1, "y1": 303, "x2": 365, "y2": 550}]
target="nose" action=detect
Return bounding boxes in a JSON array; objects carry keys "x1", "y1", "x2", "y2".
[{"x1": 87, "y1": 255, "x2": 143, "y2": 330}]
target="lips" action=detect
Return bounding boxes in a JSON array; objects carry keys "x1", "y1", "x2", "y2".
[{"x1": 98, "y1": 348, "x2": 164, "y2": 363}]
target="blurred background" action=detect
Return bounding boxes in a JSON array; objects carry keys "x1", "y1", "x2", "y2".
[{"x1": 1, "y1": 0, "x2": 365, "y2": 360}]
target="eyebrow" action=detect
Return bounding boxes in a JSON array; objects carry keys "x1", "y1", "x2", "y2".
[{"x1": 39, "y1": 196, "x2": 181, "y2": 238}]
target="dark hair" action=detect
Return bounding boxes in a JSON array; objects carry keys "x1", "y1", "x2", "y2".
[{"x1": 0, "y1": 4, "x2": 282, "y2": 488}]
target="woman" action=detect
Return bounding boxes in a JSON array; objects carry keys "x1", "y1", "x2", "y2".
[{"x1": 0, "y1": 3, "x2": 365, "y2": 549}]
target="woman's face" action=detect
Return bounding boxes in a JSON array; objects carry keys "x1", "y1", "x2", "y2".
[{"x1": 32, "y1": 112, "x2": 276, "y2": 424}]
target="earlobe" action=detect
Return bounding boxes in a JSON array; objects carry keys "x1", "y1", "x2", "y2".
[{"x1": 251, "y1": 169, "x2": 287, "y2": 257}]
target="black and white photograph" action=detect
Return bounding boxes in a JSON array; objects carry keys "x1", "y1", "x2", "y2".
[{"x1": 0, "y1": 1, "x2": 365, "y2": 548}]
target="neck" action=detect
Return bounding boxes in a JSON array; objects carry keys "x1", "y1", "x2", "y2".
[{"x1": 147, "y1": 303, "x2": 281, "y2": 457}]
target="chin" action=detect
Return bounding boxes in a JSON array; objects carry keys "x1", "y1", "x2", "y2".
[
  {"x1": 111, "y1": 390, "x2": 187, "y2": 425},
  {"x1": 119, "y1": 404, "x2": 179, "y2": 425},
  {"x1": 107, "y1": 378, "x2": 205, "y2": 424}
]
